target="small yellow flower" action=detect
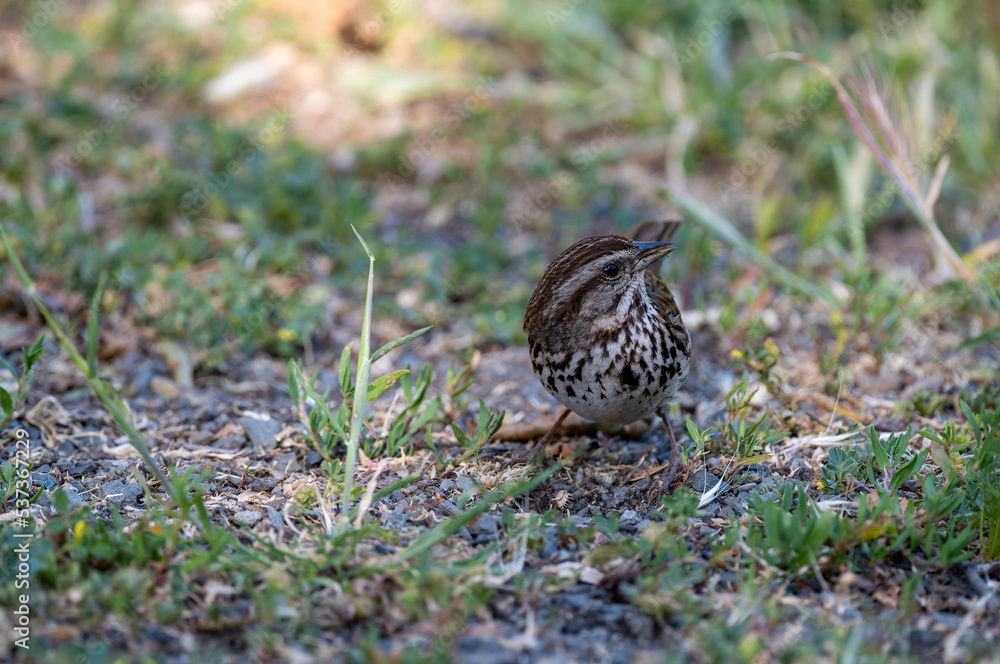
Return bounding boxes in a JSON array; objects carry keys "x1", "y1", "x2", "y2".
[
  {"x1": 277, "y1": 328, "x2": 297, "y2": 342},
  {"x1": 73, "y1": 520, "x2": 86, "y2": 540},
  {"x1": 731, "y1": 349, "x2": 746, "y2": 359}
]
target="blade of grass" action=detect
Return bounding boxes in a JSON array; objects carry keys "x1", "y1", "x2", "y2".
[
  {"x1": 669, "y1": 190, "x2": 840, "y2": 306},
  {"x1": 343, "y1": 224, "x2": 375, "y2": 526},
  {"x1": 371, "y1": 326, "x2": 432, "y2": 365},
  {"x1": 86, "y1": 272, "x2": 107, "y2": 377},
  {"x1": 395, "y1": 461, "x2": 564, "y2": 562},
  {"x1": 0, "y1": 223, "x2": 176, "y2": 502},
  {"x1": 770, "y1": 52, "x2": 977, "y2": 288}
]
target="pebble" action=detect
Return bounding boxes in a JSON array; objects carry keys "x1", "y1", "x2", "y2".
[
  {"x1": 634, "y1": 519, "x2": 656, "y2": 532},
  {"x1": 455, "y1": 476, "x2": 476, "y2": 492},
  {"x1": 270, "y1": 452, "x2": 301, "y2": 478},
  {"x1": 241, "y1": 414, "x2": 282, "y2": 450},
  {"x1": 619, "y1": 509, "x2": 639, "y2": 523},
  {"x1": 700, "y1": 503, "x2": 721, "y2": 518},
  {"x1": 439, "y1": 479, "x2": 457, "y2": 493},
  {"x1": 687, "y1": 469, "x2": 729, "y2": 494},
  {"x1": 102, "y1": 480, "x2": 144, "y2": 506},
  {"x1": 30, "y1": 473, "x2": 57, "y2": 490},
  {"x1": 53, "y1": 487, "x2": 85, "y2": 513},
  {"x1": 474, "y1": 513, "x2": 501, "y2": 536},
  {"x1": 232, "y1": 510, "x2": 263, "y2": 527},
  {"x1": 624, "y1": 611, "x2": 655, "y2": 640},
  {"x1": 266, "y1": 508, "x2": 284, "y2": 530},
  {"x1": 612, "y1": 486, "x2": 631, "y2": 503}
]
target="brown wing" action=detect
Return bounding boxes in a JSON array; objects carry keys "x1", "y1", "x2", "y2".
[{"x1": 627, "y1": 219, "x2": 682, "y2": 273}]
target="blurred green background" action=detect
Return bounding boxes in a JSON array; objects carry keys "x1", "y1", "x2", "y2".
[{"x1": 1, "y1": 0, "x2": 998, "y2": 368}]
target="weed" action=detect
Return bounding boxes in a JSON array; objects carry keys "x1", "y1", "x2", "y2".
[
  {"x1": 720, "y1": 372, "x2": 786, "y2": 468},
  {"x1": 0, "y1": 336, "x2": 44, "y2": 430}
]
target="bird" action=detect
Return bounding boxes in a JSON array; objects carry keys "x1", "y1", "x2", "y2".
[{"x1": 522, "y1": 220, "x2": 691, "y2": 490}]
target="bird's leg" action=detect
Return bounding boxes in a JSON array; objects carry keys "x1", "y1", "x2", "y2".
[
  {"x1": 520, "y1": 407, "x2": 571, "y2": 463},
  {"x1": 656, "y1": 407, "x2": 681, "y2": 495}
]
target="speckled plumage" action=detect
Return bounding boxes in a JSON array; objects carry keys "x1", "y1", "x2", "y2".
[{"x1": 523, "y1": 232, "x2": 690, "y2": 425}]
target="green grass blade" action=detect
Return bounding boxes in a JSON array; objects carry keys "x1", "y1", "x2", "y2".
[
  {"x1": 370, "y1": 326, "x2": 432, "y2": 365},
  {"x1": 670, "y1": 190, "x2": 840, "y2": 306},
  {"x1": 343, "y1": 229, "x2": 376, "y2": 526},
  {"x1": 0, "y1": 223, "x2": 177, "y2": 502},
  {"x1": 87, "y1": 273, "x2": 108, "y2": 377}
]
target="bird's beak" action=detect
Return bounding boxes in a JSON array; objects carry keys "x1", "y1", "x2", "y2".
[{"x1": 633, "y1": 241, "x2": 675, "y2": 271}]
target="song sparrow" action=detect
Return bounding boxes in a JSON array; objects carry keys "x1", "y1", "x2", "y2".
[{"x1": 523, "y1": 221, "x2": 691, "y2": 488}]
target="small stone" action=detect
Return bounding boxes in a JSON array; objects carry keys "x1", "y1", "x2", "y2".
[
  {"x1": 612, "y1": 486, "x2": 631, "y2": 503},
  {"x1": 635, "y1": 519, "x2": 656, "y2": 532},
  {"x1": 757, "y1": 491, "x2": 779, "y2": 503},
  {"x1": 304, "y1": 450, "x2": 323, "y2": 467},
  {"x1": 687, "y1": 469, "x2": 729, "y2": 494},
  {"x1": 214, "y1": 434, "x2": 245, "y2": 450},
  {"x1": 455, "y1": 476, "x2": 476, "y2": 492},
  {"x1": 267, "y1": 508, "x2": 284, "y2": 530},
  {"x1": 53, "y1": 487, "x2": 85, "y2": 513},
  {"x1": 620, "y1": 509, "x2": 639, "y2": 522},
  {"x1": 270, "y1": 452, "x2": 301, "y2": 479},
  {"x1": 30, "y1": 473, "x2": 57, "y2": 490},
  {"x1": 474, "y1": 513, "x2": 501, "y2": 536},
  {"x1": 701, "y1": 503, "x2": 721, "y2": 518},
  {"x1": 187, "y1": 430, "x2": 214, "y2": 446},
  {"x1": 439, "y1": 479, "x2": 457, "y2": 493},
  {"x1": 102, "y1": 480, "x2": 144, "y2": 506},
  {"x1": 624, "y1": 611, "x2": 655, "y2": 640},
  {"x1": 232, "y1": 510, "x2": 263, "y2": 527},
  {"x1": 240, "y1": 413, "x2": 282, "y2": 451}
]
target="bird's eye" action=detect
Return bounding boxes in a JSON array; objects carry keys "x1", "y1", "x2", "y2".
[{"x1": 602, "y1": 263, "x2": 620, "y2": 279}]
